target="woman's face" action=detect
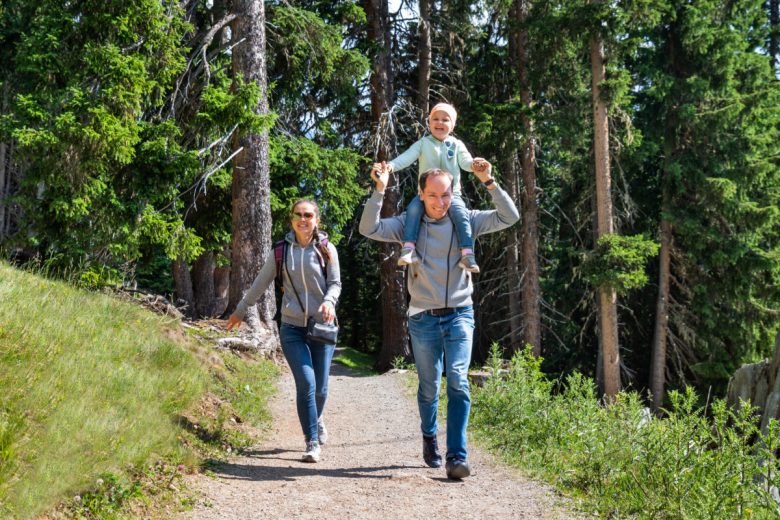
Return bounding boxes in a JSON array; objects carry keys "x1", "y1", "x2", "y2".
[{"x1": 291, "y1": 202, "x2": 320, "y2": 238}]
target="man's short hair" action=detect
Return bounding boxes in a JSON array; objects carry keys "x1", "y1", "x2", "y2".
[{"x1": 419, "y1": 168, "x2": 454, "y2": 192}]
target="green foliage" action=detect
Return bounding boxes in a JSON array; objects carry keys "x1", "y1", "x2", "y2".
[
  {"x1": 0, "y1": 262, "x2": 205, "y2": 517},
  {"x1": 333, "y1": 346, "x2": 378, "y2": 376},
  {"x1": 269, "y1": 136, "x2": 365, "y2": 243},
  {"x1": 472, "y1": 345, "x2": 780, "y2": 518},
  {"x1": 0, "y1": 262, "x2": 280, "y2": 517},
  {"x1": 582, "y1": 233, "x2": 659, "y2": 295},
  {"x1": 66, "y1": 472, "x2": 143, "y2": 520}
]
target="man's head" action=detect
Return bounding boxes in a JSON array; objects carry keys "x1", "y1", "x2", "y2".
[
  {"x1": 418, "y1": 168, "x2": 454, "y2": 220},
  {"x1": 428, "y1": 102, "x2": 457, "y2": 142}
]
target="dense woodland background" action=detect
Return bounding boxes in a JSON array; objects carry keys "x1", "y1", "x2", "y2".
[{"x1": 0, "y1": 0, "x2": 778, "y2": 409}]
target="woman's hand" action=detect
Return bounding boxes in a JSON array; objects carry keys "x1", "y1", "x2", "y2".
[
  {"x1": 319, "y1": 302, "x2": 335, "y2": 323},
  {"x1": 226, "y1": 314, "x2": 243, "y2": 331}
]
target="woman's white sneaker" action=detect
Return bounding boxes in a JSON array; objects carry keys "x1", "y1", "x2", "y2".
[{"x1": 302, "y1": 440, "x2": 320, "y2": 463}]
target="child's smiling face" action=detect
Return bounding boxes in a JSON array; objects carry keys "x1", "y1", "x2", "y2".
[{"x1": 429, "y1": 110, "x2": 455, "y2": 141}]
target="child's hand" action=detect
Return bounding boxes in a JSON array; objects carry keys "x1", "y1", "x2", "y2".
[
  {"x1": 472, "y1": 158, "x2": 493, "y2": 182},
  {"x1": 372, "y1": 162, "x2": 393, "y2": 174}
]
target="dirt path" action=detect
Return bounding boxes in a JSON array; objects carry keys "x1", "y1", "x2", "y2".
[{"x1": 182, "y1": 360, "x2": 577, "y2": 519}]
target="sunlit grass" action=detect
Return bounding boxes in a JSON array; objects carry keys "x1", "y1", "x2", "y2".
[
  {"x1": 333, "y1": 346, "x2": 377, "y2": 376},
  {"x1": 0, "y1": 261, "x2": 206, "y2": 517}
]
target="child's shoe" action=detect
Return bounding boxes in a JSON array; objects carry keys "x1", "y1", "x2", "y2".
[
  {"x1": 458, "y1": 253, "x2": 480, "y2": 273},
  {"x1": 397, "y1": 246, "x2": 419, "y2": 266}
]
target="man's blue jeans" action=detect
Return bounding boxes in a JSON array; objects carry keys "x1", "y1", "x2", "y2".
[
  {"x1": 408, "y1": 306, "x2": 474, "y2": 462},
  {"x1": 279, "y1": 323, "x2": 336, "y2": 442}
]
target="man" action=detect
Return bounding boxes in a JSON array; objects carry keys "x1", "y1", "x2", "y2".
[{"x1": 359, "y1": 160, "x2": 520, "y2": 479}]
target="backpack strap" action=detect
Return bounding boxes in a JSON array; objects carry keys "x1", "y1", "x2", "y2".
[
  {"x1": 316, "y1": 237, "x2": 331, "y2": 275},
  {"x1": 274, "y1": 239, "x2": 287, "y2": 287},
  {"x1": 276, "y1": 236, "x2": 330, "y2": 285}
]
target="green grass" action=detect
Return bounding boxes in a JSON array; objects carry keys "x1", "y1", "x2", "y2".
[
  {"x1": 333, "y1": 346, "x2": 377, "y2": 376},
  {"x1": 470, "y1": 345, "x2": 780, "y2": 519},
  {"x1": 0, "y1": 261, "x2": 277, "y2": 518}
]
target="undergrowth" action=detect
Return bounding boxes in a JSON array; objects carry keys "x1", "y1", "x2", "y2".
[{"x1": 471, "y1": 345, "x2": 780, "y2": 519}]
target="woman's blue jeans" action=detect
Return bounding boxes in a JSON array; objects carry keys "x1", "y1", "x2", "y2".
[
  {"x1": 408, "y1": 306, "x2": 474, "y2": 462},
  {"x1": 403, "y1": 193, "x2": 473, "y2": 249},
  {"x1": 279, "y1": 322, "x2": 336, "y2": 442}
]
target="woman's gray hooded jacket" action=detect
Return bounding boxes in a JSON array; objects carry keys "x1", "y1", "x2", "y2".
[{"x1": 233, "y1": 231, "x2": 341, "y2": 327}]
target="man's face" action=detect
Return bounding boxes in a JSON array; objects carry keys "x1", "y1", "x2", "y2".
[{"x1": 420, "y1": 175, "x2": 453, "y2": 220}]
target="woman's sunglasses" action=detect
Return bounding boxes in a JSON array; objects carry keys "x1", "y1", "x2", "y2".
[{"x1": 292, "y1": 211, "x2": 316, "y2": 221}]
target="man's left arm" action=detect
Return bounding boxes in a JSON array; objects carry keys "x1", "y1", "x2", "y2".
[{"x1": 469, "y1": 161, "x2": 520, "y2": 236}]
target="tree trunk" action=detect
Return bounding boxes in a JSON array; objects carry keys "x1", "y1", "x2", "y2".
[
  {"x1": 172, "y1": 257, "x2": 195, "y2": 318},
  {"x1": 0, "y1": 140, "x2": 7, "y2": 241},
  {"x1": 367, "y1": 0, "x2": 410, "y2": 371},
  {"x1": 590, "y1": 15, "x2": 621, "y2": 399},
  {"x1": 417, "y1": 0, "x2": 432, "y2": 119},
  {"x1": 192, "y1": 251, "x2": 217, "y2": 318},
  {"x1": 650, "y1": 217, "x2": 671, "y2": 411},
  {"x1": 214, "y1": 265, "x2": 231, "y2": 317},
  {"x1": 0, "y1": 83, "x2": 9, "y2": 240},
  {"x1": 770, "y1": 0, "x2": 779, "y2": 72},
  {"x1": 504, "y1": 156, "x2": 524, "y2": 353},
  {"x1": 516, "y1": 0, "x2": 541, "y2": 356},
  {"x1": 228, "y1": 0, "x2": 276, "y2": 339}
]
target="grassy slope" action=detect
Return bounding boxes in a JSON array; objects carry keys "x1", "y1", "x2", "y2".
[{"x1": 0, "y1": 262, "x2": 208, "y2": 517}]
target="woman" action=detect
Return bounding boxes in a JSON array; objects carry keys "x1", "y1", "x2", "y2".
[{"x1": 227, "y1": 200, "x2": 340, "y2": 463}]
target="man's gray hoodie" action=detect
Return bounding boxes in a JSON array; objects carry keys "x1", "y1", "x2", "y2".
[
  {"x1": 233, "y1": 231, "x2": 341, "y2": 327},
  {"x1": 359, "y1": 187, "x2": 519, "y2": 313}
]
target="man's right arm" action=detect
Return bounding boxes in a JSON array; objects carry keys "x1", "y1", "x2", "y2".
[{"x1": 359, "y1": 190, "x2": 405, "y2": 243}]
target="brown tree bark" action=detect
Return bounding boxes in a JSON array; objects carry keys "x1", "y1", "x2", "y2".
[
  {"x1": 590, "y1": 12, "x2": 621, "y2": 399},
  {"x1": 192, "y1": 251, "x2": 217, "y2": 318},
  {"x1": 228, "y1": 0, "x2": 276, "y2": 339},
  {"x1": 650, "y1": 22, "x2": 684, "y2": 412},
  {"x1": 650, "y1": 217, "x2": 671, "y2": 411},
  {"x1": 515, "y1": 0, "x2": 541, "y2": 356},
  {"x1": 0, "y1": 141, "x2": 7, "y2": 240},
  {"x1": 172, "y1": 257, "x2": 195, "y2": 318},
  {"x1": 503, "y1": 155, "x2": 524, "y2": 353},
  {"x1": 367, "y1": 0, "x2": 411, "y2": 371},
  {"x1": 214, "y1": 265, "x2": 231, "y2": 317},
  {"x1": 417, "y1": 0, "x2": 432, "y2": 119},
  {"x1": 0, "y1": 83, "x2": 10, "y2": 240}
]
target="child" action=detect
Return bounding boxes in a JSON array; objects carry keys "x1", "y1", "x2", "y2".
[{"x1": 373, "y1": 102, "x2": 488, "y2": 273}]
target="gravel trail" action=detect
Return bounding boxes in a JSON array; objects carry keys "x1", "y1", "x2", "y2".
[{"x1": 182, "y1": 360, "x2": 577, "y2": 519}]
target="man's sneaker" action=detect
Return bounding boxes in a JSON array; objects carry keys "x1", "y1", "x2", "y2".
[
  {"x1": 445, "y1": 458, "x2": 471, "y2": 480},
  {"x1": 317, "y1": 418, "x2": 328, "y2": 446},
  {"x1": 422, "y1": 435, "x2": 442, "y2": 468},
  {"x1": 397, "y1": 246, "x2": 419, "y2": 266},
  {"x1": 458, "y1": 253, "x2": 480, "y2": 273},
  {"x1": 302, "y1": 440, "x2": 320, "y2": 463}
]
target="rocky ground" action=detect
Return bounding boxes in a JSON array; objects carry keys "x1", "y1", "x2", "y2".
[{"x1": 181, "y1": 360, "x2": 579, "y2": 519}]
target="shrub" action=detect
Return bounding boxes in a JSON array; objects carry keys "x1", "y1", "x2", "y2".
[{"x1": 471, "y1": 345, "x2": 780, "y2": 519}]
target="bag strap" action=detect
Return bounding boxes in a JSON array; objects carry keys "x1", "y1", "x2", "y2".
[
  {"x1": 283, "y1": 240, "x2": 337, "y2": 326},
  {"x1": 283, "y1": 248, "x2": 309, "y2": 323}
]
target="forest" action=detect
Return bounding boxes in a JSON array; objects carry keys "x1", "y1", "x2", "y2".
[{"x1": 1, "y1": 0, "x2": 778, "y2": 409}]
